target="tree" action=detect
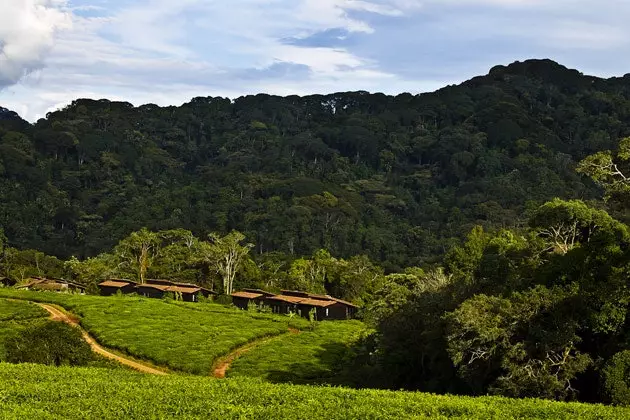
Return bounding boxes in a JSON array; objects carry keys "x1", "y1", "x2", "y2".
[
  {"x1": 201, "y1": 231, "x2": 253, "y2": 295},
  {"x1": 577, "y1": 137, "x2": 630, "y2": 199},
  {"x1": 114, "y1": 228, "x2": 161, "y2": 284},
  {"x1": 529, "y1": 199, "x2": 622, "y2": 255},
  {"x1": 288, "y1": 249, "x2": 335, "y2": 293}
]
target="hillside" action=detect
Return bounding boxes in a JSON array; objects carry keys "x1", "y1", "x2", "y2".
[
  {"x1": 2, "y1": 59, "x2": 629, "y2": 269},
  {"x1": 0, "y1": 290, "x2": 364, "y2": 380}
]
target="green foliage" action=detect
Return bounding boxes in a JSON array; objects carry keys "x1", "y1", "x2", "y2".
[
  {"x1": 5, "y1": 320, "x2": 93, "y2": 366},
  {"x1": 0, "y1": 59, "x2": 620, "y2": 270},
  {"x1": 201, "y1": 230, "x2": 253, "y2": 295},
  {"x1": 578, "y1": 137, "x2": 630, "y2": 200},
  {"x1": 603, "y1": 351, "x2": 630, "y2": 406},
  {"x1": 369, "y1": 199, "x2": 630, "y2": 403},
  {"x1": 1, "y1": 363, "x2": 629, "y2": 419}
]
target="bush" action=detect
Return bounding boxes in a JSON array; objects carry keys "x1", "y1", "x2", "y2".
[
  {"x1": 602, "y1": 350, "x2": 630, "y2": 406},
  {"x1": 5, "y1": 321, "x2": 93, "y2": 366},
  {"x1": 215, "y1": 294, "x2": 232, "y2": 305}
]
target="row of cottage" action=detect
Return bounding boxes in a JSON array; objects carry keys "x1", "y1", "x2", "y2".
[
  {"x1": 99, "y1": 281, "x2": 358, "y2": 320},
  {"x1": 7, "y1": 276, "x2": 357, "y2": 320},
  {"x1": 231, "y1": 289, "x2": 358, "y2": 320}
]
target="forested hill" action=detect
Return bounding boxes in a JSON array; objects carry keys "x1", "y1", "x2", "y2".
[{"x1": 1, "y1": 59, "x2": 628, "y2": 269}]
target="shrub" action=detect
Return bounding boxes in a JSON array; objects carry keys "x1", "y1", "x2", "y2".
[
  {"x1": 602, "y1": 350, "x2": 630, "y2": 405},
  {"x1": 215, "y1": 294, "x2": 232, "y2": 305},
  {"x1": 5, "y1": 321, "x2": 93, "y2": 366}
]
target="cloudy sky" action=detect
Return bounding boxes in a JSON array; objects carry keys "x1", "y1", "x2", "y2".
[{"x1": 1, "y1": 0, "x2": 629, "y2": 122}]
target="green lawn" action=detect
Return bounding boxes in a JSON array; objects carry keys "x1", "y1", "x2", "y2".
[
  {"x1": 228, "y1": 320, "x2": 367, "y2": 383},
  {"x1": 1, "y1": 363, "x2": 628, "y2": 419},
  {"x1": 0, "y1": 290, "x2": 315, "y2": 375}
]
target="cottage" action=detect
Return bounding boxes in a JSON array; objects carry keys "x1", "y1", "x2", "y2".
[
  {"x1": 16, "y1": 277, "x2": 86, "y2": 294},
  {"x1": 136, "y1": 283, "x2": 170, "y2": 299},
  {"x1": 265, "y1": 294, "x2": 306, "y2": 315},
  {"x1": 230, "y1": 289, "x2": 274, "y2": 310},
  {"x1": 145, "y1": 279, "x2": 217, "y2": 300},
  {"x1": 165, "y1": 285, "x2": 203, "y2": 302},
  {"x1": 98, "y1": 279, "x2": 138, "y2": 296},
  {"x1": 279, "y1": 290, "x2": 358, "y2": 320}
]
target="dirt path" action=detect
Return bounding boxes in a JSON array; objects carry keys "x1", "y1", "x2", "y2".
[
  {"x1": 212, "y1": 327, "x2": 300, "y2": 378},
  {"x1": 36, "y1": 303, "x2": 167, "y2": 376}
]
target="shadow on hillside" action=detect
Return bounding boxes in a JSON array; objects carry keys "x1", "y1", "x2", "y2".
[{"x1": 264, "y1": 342, "x2": 351, "y2": 385}]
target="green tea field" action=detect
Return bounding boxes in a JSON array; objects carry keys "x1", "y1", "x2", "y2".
[
  {"x1": 227, "y1": 320, "x2": 366, "y2": 383},
  {"x1": 0, "y1": 299, "x2": 48, "y2": 360},
  {"x1": 0, "y1": 289, "x2": 360, "y2": 377},
  {"x1": 1, "y1": 363, "x2": 629, "y2": 419}
]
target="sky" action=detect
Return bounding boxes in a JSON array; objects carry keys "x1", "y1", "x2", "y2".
[{"x1": 1, "y1": 0, "x2": 629, "y2": 122}]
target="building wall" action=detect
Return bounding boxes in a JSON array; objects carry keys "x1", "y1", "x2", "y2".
[{"x1": 99, "y1": 284, "x2": 136, "y2": 296}]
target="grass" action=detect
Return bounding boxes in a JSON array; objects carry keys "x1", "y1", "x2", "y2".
[
  {"x1": 228, "y1": 320, "x2": 367, "y2": 383},
  {"x1": 1, "y1": 363, "x2": 629, "y2": 419},
  {"x1": 0, "y1": 289, "x2": 316, "y2": 375}
]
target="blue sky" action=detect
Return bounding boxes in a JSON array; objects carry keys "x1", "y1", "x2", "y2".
[{"x1": 1, "y1": 0, "x2": 629, "y2": 121}]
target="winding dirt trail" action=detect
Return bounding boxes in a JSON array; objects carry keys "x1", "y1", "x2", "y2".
[
  {"x1": 212, "y1": 327, "x2": 300, "y2": 378},
  {"x1": 36, "y1": 303, "x2": 167, "y2": 376}
]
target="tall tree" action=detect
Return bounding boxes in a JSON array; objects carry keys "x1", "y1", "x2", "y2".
[
  {"x1": 114, "y1": 228, "x2": 161, "y2": 283},
  {"x1": 201, "y1": 231, "x2": 252, "y2": 295}
]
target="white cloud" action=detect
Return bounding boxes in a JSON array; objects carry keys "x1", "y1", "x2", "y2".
[
  {"x1": 548, "y1": 21, "x2": 628, "y2": 50},
  {"x1": 0, "y1": 0, "x2": 71, "y2": 88},
  {"x1": 1, "y1": 0, "x2": 630, "y2": 122}
]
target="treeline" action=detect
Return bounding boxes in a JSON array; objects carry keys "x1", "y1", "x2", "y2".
[
  {"x1": 4, "y1": 59, "x2": 630, "y2": 269},
  {"x1": 346, "y1": 139, "x2": 630, "y2": 406},
  {"x1": 0, "y1": 226, "x2": 384, "y2": 303}
]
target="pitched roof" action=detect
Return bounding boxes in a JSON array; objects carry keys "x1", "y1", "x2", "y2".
[
  {"x1": 298, "y1": 298, "x2": 337, "y2": 307},
  {"x1": 166, "y1": 285, "x2": 201, "y2": 294},
  {"x1": 232, "y1": 291, "x2": 264, "y2": 299},
  {"x1": 99, "y1": 280, "x2": 133, "y2": 288},
  {"x1": 280, "y1": 290, "x2": 310, "y2": 297},
  {"x1": 137, "y1": 283, "x2": 171, "y2": 291},
  {"x1": 281, "y1": 290, "x2": 358, "y2": 308},
  {"x1": 17, "y1": 277, "x2": 85, "y2": 290},
  {"x1": 243, "y1": 288, "x2": 275, "y2": 297},
  {"x1": 327, "y1": 296, "x2": 358, "y2": 308},
  {"x1": 267, "y1": 295, "x2": 306, "y2": 304}
]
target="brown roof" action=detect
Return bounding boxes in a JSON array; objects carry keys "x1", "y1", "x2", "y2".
[
  {"x1": 298, "y1": 298, "x2": 337, "y2": 307},
  {"x1": 279, "y1": 290, "x2": 358, "y2": 308},
  {"x1": 16, "y1": 278, "x2": 47, "y2": 288},
  {"x1": 231, "y1": 291, "x2": 264, "y2": 299},
  {"x1": 166, "y1": 285, "x2": 201, "y2": 294},
  {"x1": 99, "y1": 280, "x2": 133, "y2": 288},
  {"x1": 243, "y1": 288, "x2": 275, "y2": 297},
  {"x1": 267, "y1": 295, "x2": 306, "y2": 304},
  {"x1": 327, "y1": 297, "x2": 358, "y2": 308},
  {"x1": 137, "y1": 283, "x2": 170, "y2": 291},
  {"x1": 17, "y1": 277, "x2": 85, "y2": 290},
  {"x1": 281, "y1": 290, "x2": 310, "y2": 298}
]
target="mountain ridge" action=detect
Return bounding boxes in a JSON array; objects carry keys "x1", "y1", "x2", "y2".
[{"x1": 0, "y1": 58, "x2": 627, "y2": 268}]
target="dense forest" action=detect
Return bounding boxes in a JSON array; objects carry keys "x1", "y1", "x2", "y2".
[
  {"x1": 4, "y1": 58, "x2": 630, "y2": 405},
  {"x1": 4, "y1": 59, "x2": 630, "y2": 270}
]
